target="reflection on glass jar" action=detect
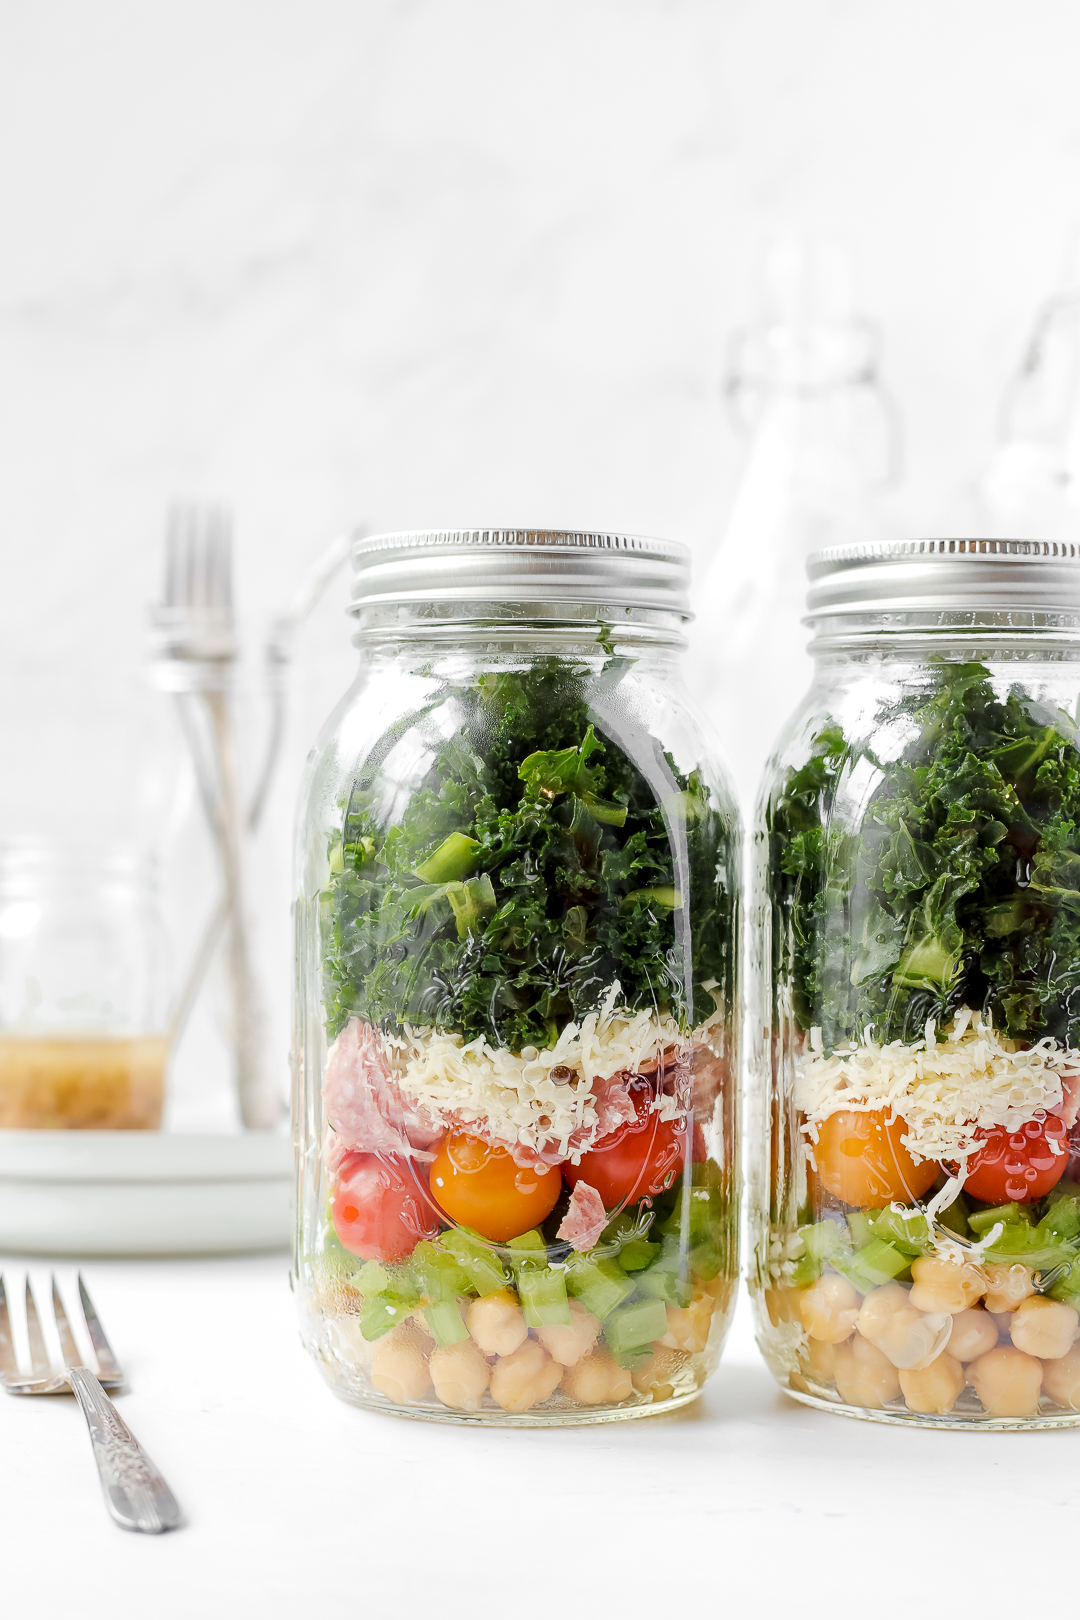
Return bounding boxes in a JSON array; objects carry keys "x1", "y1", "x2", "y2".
[
  {"x1": 0, "y1": 845, "x2": 171, "y2": 1129},
  {"x1": 293, "y1": 529, "x2": 740, "y2": 1424},
  {"x1": 750, "y1": 539, "x2": 1080, "y2": 1428}
]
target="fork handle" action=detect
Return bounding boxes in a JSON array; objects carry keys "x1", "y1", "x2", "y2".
[{"x1": 66, "y1": 1367, "x2": 182, "y2": 1533}]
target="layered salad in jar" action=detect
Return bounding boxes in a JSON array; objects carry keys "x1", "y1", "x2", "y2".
[
  {"x1": 306, "y1": 662, "x2": 737, "y2": 1420},
  {"x1": 759, "y1": 660, "x2": 1080, "y2": 1423}
]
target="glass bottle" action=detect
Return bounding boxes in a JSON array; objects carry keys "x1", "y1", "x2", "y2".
[
  {"x1": 750, "y1": 538, "x2": 1080, "y2": 1428},
  {"x1": 0, "y1": 844, "x2": 171, "y2": 1129},
  {"x1": 294, "y1": 529, "x2": 740, "y2": 1424}
]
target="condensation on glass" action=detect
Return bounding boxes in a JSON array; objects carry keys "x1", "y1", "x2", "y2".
[
  {"x1": 293, "y1": 529, "x2": 740, "y2": 1424},
  {"x1": 750, "y1": 539, "x2": 1080, "y2": 1428}
]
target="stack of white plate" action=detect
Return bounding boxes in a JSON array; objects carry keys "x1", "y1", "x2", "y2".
[{"x1": 0, "y1": 1131, "x2": 292, "y2": 1256}]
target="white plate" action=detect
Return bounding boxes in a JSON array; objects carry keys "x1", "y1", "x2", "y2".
[{"x1": 0, "y1": 1130, "x2": 293, "y2": 1256}]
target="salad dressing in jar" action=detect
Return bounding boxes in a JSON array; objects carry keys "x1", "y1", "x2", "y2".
[
  {"x1": 294, "y1": 529, "x2": 739, "y2": 1423},
  {"x1": 750, "y1": 539, "x2": 1080, "y2": 1428}
]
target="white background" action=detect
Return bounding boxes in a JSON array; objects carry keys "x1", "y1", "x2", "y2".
[{"x1": 3, "y1": 3, "x2": 1080, "y2": 1608}]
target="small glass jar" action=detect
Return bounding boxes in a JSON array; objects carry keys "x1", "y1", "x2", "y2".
[
  {"x1": 750, "y1": 539, "x2": 1080, "y2": 1428},
  {"x1": 293, "y1": 529, "x2": 740, "y2": 1424},
  {"x1": 0, "y1": 844, "x2": 171, "y2": 1129}
]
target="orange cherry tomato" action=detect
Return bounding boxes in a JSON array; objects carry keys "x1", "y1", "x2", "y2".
[
  {"x1": 429, "y1": 1132, "x2": 562, "y2": 1241},
  {"x1": 813, "y1": 1109, "x2": 938, "y2": 1208}
]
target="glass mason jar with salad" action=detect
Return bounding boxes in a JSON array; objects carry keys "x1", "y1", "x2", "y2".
[
  {"x1": 750, "y1": 538, "x2": 1080, "y2": 1427},
  {"x1": 294, "y1": 529, "x2": 739, "y2": 1424}
]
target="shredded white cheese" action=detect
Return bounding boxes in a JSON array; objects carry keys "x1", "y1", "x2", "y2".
[
  {"x1": 381, "y1": 981, "x2": 716, "y2": 1163},
  {"x1": 796, "y1": 1008, "x2": 1080, "y2": 1169}
]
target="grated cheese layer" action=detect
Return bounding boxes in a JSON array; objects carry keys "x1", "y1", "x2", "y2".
[
  {"x1": 795, "y1": 1008, "x2": 1080, "y2": 1170},
  {"x1": 381, "y1": 981, "x2": 714, "y2": 1164}
]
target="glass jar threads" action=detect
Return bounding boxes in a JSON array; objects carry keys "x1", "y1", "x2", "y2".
[
  {"x1": 293, "y1": 529, "x2": 740, "y2": 1424},
  {"x1": 750, "y1": 539, "x2": 1080, "y2": 1428}
]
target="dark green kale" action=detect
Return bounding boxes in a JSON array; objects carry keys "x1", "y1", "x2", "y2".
[
  {"x1": 769, "y1": 659, "x2": 1080, "y2": 1049},
  {"x1": 321, "y1": 662, "x2": 732, "y2": 1048}
]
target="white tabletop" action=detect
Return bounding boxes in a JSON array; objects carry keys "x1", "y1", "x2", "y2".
[{"x1": 2, "y1": 1250, "x2": 1074, "y2": 1619}]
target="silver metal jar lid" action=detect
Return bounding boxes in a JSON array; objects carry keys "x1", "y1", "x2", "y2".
[
  {"x1": 807, "y1": 538, "x2": 1080, "y2": 617},
  {"x1": 350, "y1": 528, "x2": 691, "y2": 617}
]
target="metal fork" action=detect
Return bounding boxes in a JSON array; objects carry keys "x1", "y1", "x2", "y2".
[{"x1": 0, "y1": 1273, "x2": 182, "y2": 1534}]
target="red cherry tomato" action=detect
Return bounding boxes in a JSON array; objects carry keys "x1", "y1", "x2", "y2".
[
  {"x1": 331, "y1": 1154, "x2": 433, "y2": 1261},
  {"x1": 429, "y1": 1133, "x2": 561, "y2": 1241},
  {"x1": 564, "y1": 1081, "x2": 688, "y2": 1209},
  {"x1": 963, "y1": 1114, "x2": 1069, "y2": 1204}
]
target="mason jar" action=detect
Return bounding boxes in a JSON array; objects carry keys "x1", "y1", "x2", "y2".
[
  {"x1": 0, "y1": 843, "x2": 171, "y2": 1129},
  {"x1": 750, "y1": 538, "x2": 1080, "y2": 1428},
  {"x1": 293, "y1": 528, "x2": 739, "y2": 1424}
]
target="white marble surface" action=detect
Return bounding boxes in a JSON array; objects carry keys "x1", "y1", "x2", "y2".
[{"x1": 1, "y1": 1253, "x2": 1075, "y2": 1618}]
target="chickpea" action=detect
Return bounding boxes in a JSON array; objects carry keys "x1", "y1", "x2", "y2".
[
  {"x1": 561, "y1": 1348, "x2": 633, "y2": 1405},
  {"x1": 632, "y1": 1346, "x2": 691, "y2": 1401},
  {"x1": 804, "y1": 1334, "x2": 842, "y2": 1381},
  {"x1": 983, "y1": 1263, "x2": 1036, "y2": 1314},
  {"x1": 659, "y1": 1291, "x2": 715, "y2": 1355},
  {"x1": 537, "y1": 1297, "x2": 601, "y2": 1367},
  {"x1": 899, "y1": 1352, "x2": 965, "y2": 1415},
  {"x1": 967, "y1": 1345, "x2": 1043, "y2": 1417},
  {"x1": 370, "y1": 1320, "x2": 433, "y2": 1404},
  {"x1": 799, "y1": 1273, "x2": 861, "y2": 1343},
  {"x1": 1041, "y1": 1345, "x2": 1080, "y2": 1410},
  {"x1": 856, "y1": 1284, "x2": 952, "y2": 1370},
  {"x1": 909, "y1": 1255, "x2": 987, "y2": 1314},
  {"x1": 947, "y1": 1308, "x2": 1000, "y2": 1363},
  {"x1": 466, "y1": 1289, "x2": 528, "y2": 1357},
  {"x1": 430, "y1": 1339, "x2": 491, "y2": 1411},
  {"x1": 1009, "y1": 1295, "x2": 1080, "y2": 1360},
  {"x1": 764, "y1": 1285, "x2": 802, "y2": 1328},
  {"x1": 832, "y1": 1334, "x2": 901, "y2": 1409},
  {"x1": 489, "y1": 1340, "x2": 562, "y2": 1412}
]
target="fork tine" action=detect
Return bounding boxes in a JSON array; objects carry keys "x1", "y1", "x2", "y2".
[
  {"x1": 24, "y1": 1279, "x2": 52, "y2": 1378},
  {"x1": 0, "y1": 1277, "x2": 18, "y2": 1380},
  {"x1": 77, "y1": 1274, "x2": 123, "y2": 1382},
  {"x1": 51, "y1": 1277, "x2": 82, "y2": 1370}
]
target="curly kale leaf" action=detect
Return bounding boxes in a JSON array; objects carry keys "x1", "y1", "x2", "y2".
[
  {"x1": 768, "y1": 660, "x2": 1080, "y2": 1049},
  {"x1": 320, "y1": 665, "x2": 732, "y2": 1048}
]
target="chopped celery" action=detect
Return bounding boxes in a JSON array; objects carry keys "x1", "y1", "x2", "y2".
[
  {"x1": 689, "y1": 1239, "x2": 724, "y2": 1283},
  {"x1": 1038, "y1": 1196, "x2": 1080, "y2": 1246},
  {"x1": 866, "y1": 1207, "x2": 934, "y2": 1257},
  {"x1": 438, "y1": 1228, "x2": 508, "y2": 1296},
  {"x1": 360, "y1": 1293, "x2": 409, "y2": 1341},
  {"x1": 846, "y1": 1211, "x2": 875, "y2": 1247},
  {"x1": 412, "y1": 831, "x2": 480, "y2": 884},
  {"x1": 1048, "y1": 1261, "x2": 1080, "y2": 1310},
  {"x1": 423, "y1": 1299, "x2": 471, "y2": 1346},
  {"x1": 658, "y1": 1162, "x2": 725, "y2": 1245},
  {"x1": 618, "y1": 1238, "x2": 662, "y2": 1273},
  {"x1": 517, "y1": 1265, "x2": 571, "y2": 1327},
  {"x1": 408, "y1": 1240, "x2": 473, "y2": 1302},
  {"x1": 968, "y1": 1202, "x2": 1030, "y2": 1236},
  {"x1": 936, "y1": 1193, "x2": 970, "y2": 1241},
  {"x1": 349, "y1": 1260, "x2": 391, "y2": 1297},
  {"x1": 604, "y1": 1297, "x2": 669, "y2": 1363},
  {"x1": 981, "y1": 1223, "x2": 1074, "y2": 1272},
  {"x1": 506, "y1": 1229, "x2": 547, "y2": 1263},
  {"x1": 789, "y1": 1219, "x2": 850, "y2": 1287},
  {"x1": 634, "y1": 1238, "x2": 693, "y2": 1307},
  {"x1": 565, "y1": 1255, "x2": 636, "y2": 1319},
  {"x1": 835, "y1": 1237, "x2": 911, "y2": 1292}
]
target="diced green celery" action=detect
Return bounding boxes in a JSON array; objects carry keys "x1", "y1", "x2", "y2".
[
  {"x1": 412, "y1": 831, "x2": 480, "y2": 884},
  {"x1": 982, "y1": 1223, "x2": 1074, "y2": 1272},
  {"x1": 517, "y1": 1265, "x2": 571, "y2": 1328},
  {"x1": 1038, "y1": 1196, "x2": 1080, "y2": 1246},
  {"x1": 936, "y1": 1194, "x2": 970, "y2": 1241},
  {"x1": 408, "y1": 1240, "x2": 473, "y2": 1302},
  {"x1": 349, "y1": 1260, "x2": 391, "y2": 1297},
  {"x1": 565, "y1": 1255, "x2": 636, "y2": 1319},
  {"x1": 506, "y1": 1229, "x2": 547, "y2": 1263},
  {"x1": 423, "y1": 1300, "x2": 471, "y2": 1346},
  {"x1": 1048, "y1": 1262, "x2": 1080, "y2": 1309},
  {"x1": 968, "y1": 1202, "x2": 1030, "y2": 1236},
  {"x1": 360, "y1": 1293, "x2": 408, "y2": 1342},
  {"x1": 866, "y1": 1207, "x2": 934, "y2": 1256},
  {"x1": 788, "y1": 1219, "x2": 850, "y2": 1287},
  {"x1": 658, "y1": 1164, "x2": 724, "y2": 1244},
  {"x1": 847, "y1": 1211, "x2": 876, "y2": 1247},
  {"x1": 634, "y1": 1238, "x2": 693, "y2": 1307},
  {"x1": 835, "y1": 1238, "x2": 911, "y2": 1291},
  {"x1": 618, "y1": 1238, "x2": 662, "y2": 1273},
  {"x1": 603, "y1": 1297, "x2": 669, "y2": 1362},
  {"x1": 438, "y1": 1228, "x2": 508, "y2": 1296}
]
